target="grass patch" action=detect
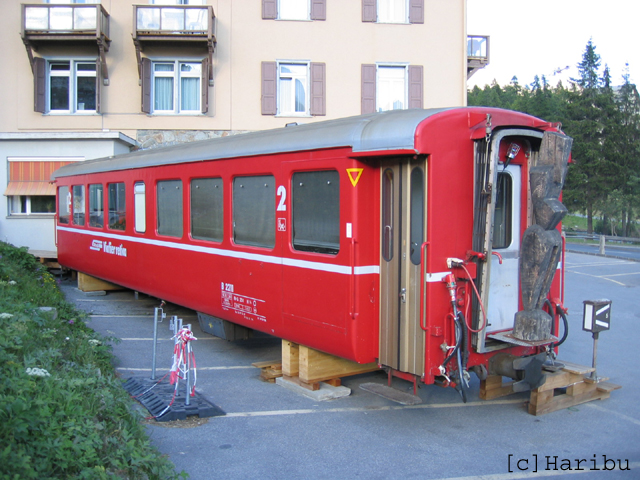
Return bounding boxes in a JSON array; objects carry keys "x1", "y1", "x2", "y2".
[{"x1": 0, "y1": 243, "x2": 186, "y2": 480}]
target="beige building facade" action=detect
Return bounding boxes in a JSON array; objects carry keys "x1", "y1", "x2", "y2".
[{"x1": 0, "y1": 0, "x2": 488, "y2": 253}]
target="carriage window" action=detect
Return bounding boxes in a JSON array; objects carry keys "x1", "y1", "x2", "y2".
[
  {"x1": 134, "y1": 182, "x2": 146, "y2": 233},
  {"x1": 108, "y1": 183, "x2": 126, "y2": 231},
  {"x1": 233, "y1": 175, "x2": 275, "y2": 248},
  {"x1": 292, "y1": 170, "x2": 340, "y2": 255},
  {"x1": 72, "y1": 185, "x2": 85, "y2": 226},
  {"x1": 409, "y1": 167, "x2": 424, "y2": 265},
  {"x1": 382, "y1": 168, "x2": 394, "y2": 261},
  {"x1": 191, "y1": 178, "x2": 223, "y2": 242},
  {"x1": 157, "y1": 180, "x2": 183, "y2": 238},
  {"x1": 493, "y1": 173, "x2": 513, "y2": 249},
  {"x1": 89, "y1": 184, "x2": 104, "y2": 228},
  {"x1": 58, "y1": 186, "x2": 70, "y2": 224}
]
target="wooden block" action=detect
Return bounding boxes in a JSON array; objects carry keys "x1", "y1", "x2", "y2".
[
  {"x1": 566, "y1": 381, "x2": 590, "y2": 396},
  {"x1": 324, "y1": 378, "x2": 342, "y2": 387},
  {"x1": 252, "y1": 360, "x2": 282, "y2": 369},
  {"x1": 537, "y1": 370, "x2": 584, "y2": 392},
  {"x1": 530, "y1": 389, "x2": 553, "y2": 407},
  {"x1": 282, "y1": 340, "x2": 299, "y2": 377},
  {"x1": 78, "y1": 272, "x2": 122, "y2": 292},
  {"x1": 480, "y1": 375, "x2": 515, "y2": 400},
  {"x1": 529, "y1": 386, "x2": 610, "y2": 416},
  {"x1": 298, "y1": 345, "x2": 379, "y2": 384},
  {"x1": 282, "y1": 375, "x2": 320, "y2": 391},
  {"x1": 596, "y1": 382, "x2": 621, "y2": 393}
]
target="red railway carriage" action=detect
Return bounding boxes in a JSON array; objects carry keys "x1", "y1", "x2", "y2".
[{"x1": 53, "y1": 107, "x2": 572, "y2": 398}]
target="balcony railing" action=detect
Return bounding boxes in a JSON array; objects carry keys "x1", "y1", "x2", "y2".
[
  {"x1": 133, "y1": 5, "x2": 214, "y2": 39},
  {"x1": 467, "y1": 35, "x2": 490, "y2": 79},
  {"x1": 22, "y1": 3, "x2": 109, "y2": 40}
]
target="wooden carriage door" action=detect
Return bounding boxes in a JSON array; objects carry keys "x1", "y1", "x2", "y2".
[{"x1": 379, "y1": 157, "x2": 427, "y2": 376}]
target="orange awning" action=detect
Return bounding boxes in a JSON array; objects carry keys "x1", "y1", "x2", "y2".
[{"x1": 4, "y1": 181, "x2": 56, "y2": 196}]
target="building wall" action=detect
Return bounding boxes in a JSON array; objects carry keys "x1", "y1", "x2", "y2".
[{"x1": 1, "y1": 0, "x2": 467, "y2": 136}]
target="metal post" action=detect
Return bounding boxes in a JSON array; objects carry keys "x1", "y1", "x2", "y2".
[
  {"x1": 151, "y1": 307, "x2": 160, "y2": 380},
  {"x1": 185, "y1": 323, "x2": 191, "y2": 406},
  {"x1": 599, "y1": 235, "x2": 605, "y2": 255},
  {"x1": 591, "y1": 331, "x2": 599, "y2": 381}
]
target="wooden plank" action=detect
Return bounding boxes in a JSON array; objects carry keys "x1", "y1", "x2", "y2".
[
  {"x1": 480, "y1": 375, "x2": 516, "y2": 400},
  {"x1": 537, "y1": 370, "x2": 584, "y2": 392},
  {"x1": 529, "y1": 386, "x2": 611, "y2": 416},
  {"x1": 77, "y1": 272, "x2": 122, "y2": 292},
  {"x1": 298, "y1": 345, "x2": 379, "y2": 384},
  {"x1": 559, "y1": 361, "x2": 595, "y2": 375},
  {"x1": 252, "y1": 360, "x2": 281, "y2": 369},
  {"x1": 596, "y1": 382, "x2": 621, "y2": 393},
  {"x1": 282, "y1": 340, "x2": 299, "y2": 377},
  {"x1": 282, "y1": 375, "x2": 320, "y2": 391}
]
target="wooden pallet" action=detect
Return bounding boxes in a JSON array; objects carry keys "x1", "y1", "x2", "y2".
[
  {"x1": 251, "y1": 360, "x2": 283, "y2": 383},
  {"x1": 278, "y1": 340, "x2": 379, "y2": 391},
  {"x1": 480, "y1": 360, "x2": 621, "y2": 415}
]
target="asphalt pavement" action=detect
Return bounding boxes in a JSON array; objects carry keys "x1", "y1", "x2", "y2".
[{"x1": 60, "y1": 252, "x2": 640, "y2": 480}]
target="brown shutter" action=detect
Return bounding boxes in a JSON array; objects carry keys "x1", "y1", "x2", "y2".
[
  {"x1": 408, "y1": 65, "x2": 423, "y2": 109},
  {"x1": 201, "y1": 57, "x2": 209, "y2": 114},
  {"x1": 141, "y1": 57, "x2": 151, "y2": 114},
  {"x1": 361, "y1": 64, "x2": 376, "y2": 114},
  {"x1": 261, "y1": 61, "x2": 277, "y2": 115},
  {"x1": 262, "y1": 0, "x2": 277, "y2": 19},
  {"x1": 310, "y1": 0, "x2": 326, "y2": 20},
  {"x1": 409, "y1": 0, "x2": 424, "y2": 24},
  {"x1": 34, "y1": 57, "x2": 46, "y2": 113},
  {"x1": 310, "y1": 63, "x2": 326, "y2": 116},
  {"x1": 362, "y1": 0, "x2": 376, "y2": 22},
  {"x1": 95, "y1": 59, "x2": 102, "y2": 114}
]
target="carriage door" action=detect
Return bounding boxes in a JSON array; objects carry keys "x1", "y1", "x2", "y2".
[
  {"x1": 379, "y1": 157, "x2": 426, "y2": 376},
  {"x1": 486, "y1": 165, "x2": 521, "y2": 333}
]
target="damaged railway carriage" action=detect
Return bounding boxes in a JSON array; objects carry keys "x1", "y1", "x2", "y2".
[{"x1": 52, "y1": 107, "x2": 572, "y2": 400}]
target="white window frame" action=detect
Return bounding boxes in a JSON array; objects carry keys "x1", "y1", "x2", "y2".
[
  {"x1": 376, "y1": 64, "x2": 408, "y2": 112},
  {"x1": 46, "y1": 58, "x2": 97, "y2": 114},
  {"x1": 8, "y1": 196, "x2": 56, "y2": 216},
  {"x1": 278, "y1": 0, "x2": 309, "y2": 20},
  {"x1": 277, "y1": 61, "x2": 310, "y2": 117},
  {"x1": 150, "y1": 0, "x2": 205, "y2": 5},
  {"x1": 378, "y1": 0, "x2": 409, "y2": 24},
  {"x1": 151, "y1": 59, "x2": 202, "y2": 115},
  {"x1": 45, "y1": 1, "x2": 100, "y2": 4}
]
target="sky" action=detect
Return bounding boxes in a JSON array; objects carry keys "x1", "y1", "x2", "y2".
[{"x1": 467, "y1": 0, "x2": 639, "y2": 89}]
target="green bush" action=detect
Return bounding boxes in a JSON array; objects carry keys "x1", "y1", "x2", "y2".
[{"x1": 0, "y1": 243, "x2": 186, "y2": 479}]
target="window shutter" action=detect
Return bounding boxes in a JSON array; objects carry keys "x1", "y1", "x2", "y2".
[
  {"x1": 408, "y1": 65, "x2": 423, "y2": 109},
  {"x1": 262, "y1": 0, "x2": 277, "y2": 19},
  {"x1": 95, "y1": 59, "x2": 102, "y2": 114},
  {"x1": 141, "y1": 57, "x2": 151, "y2": 114},
  {"x1": 310, "y1": 0, "x2": 326, "y2": 21},
  {"x1": 201, "y1": 57, "x2": 209, "y2": 114},
  {"x1": 34, "y1": 57, "x2": 46, "y2": 113},
  {"x1": 310, "y1": 63, "x2": 326, "y2": 116},
  {"x1": 362, "y1": 0, "x2": 376, "y2": 22},
  {"x1": 361, "y1": 64, "x2": 376, "y2": 114},
  {"x1": 409, "y1": 0, "x2": 424, "y2": 24},
  {"x1": 261, "y1": 61, "x2": 277, "y2": 116}
]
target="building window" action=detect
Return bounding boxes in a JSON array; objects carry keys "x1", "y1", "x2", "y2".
[
  {"x1": 141, "y1": 58, "x2": 208, "y2": 114},
  {"x1": 40, "y1": 60, "x2": 98, "y2": 114},
  {"x1": 233, "y1": 175, "x2": 275, "y2": 248},
  {"x1": 292, "y1": 170, "x2": 340, "y2": 255},
  {"x1": 157, "y1": 180, "x2": 183, "y2": 237},
  {"x1": 150, "y1": 1, "x2": 205, "y2": 5},
  {"x1": 262, "y1": 0, "x2": 326, "y2": 21},
  {"x1": 191, "y1": 178, "x2": 223, "y2": 242},
  {"x1": 362, "y1": 0, "x2": 423, "y2": 24},
  {"x1": 261, "y1": 62, "x2": 325, "y2": 116},
  {"x1": 8, "y1": 196, "x2": 56, "y2": 215},
  {"x1": 361, "y1": 64, "x2": 423, "y2": 114}
]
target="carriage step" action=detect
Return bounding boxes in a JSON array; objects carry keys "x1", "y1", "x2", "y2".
[{"x1": 360, "y1": 382, "x2": 422, "y2": 405}]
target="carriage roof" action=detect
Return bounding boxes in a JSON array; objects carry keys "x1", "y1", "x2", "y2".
[{"x1": 51, "y1": 108, "x2": 455, "y2": 179}]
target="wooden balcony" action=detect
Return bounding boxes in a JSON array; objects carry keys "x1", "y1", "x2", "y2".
[
  {"x1": 21, "y1": 3, "x2": 111, "y2": 83},
  {"x1": 132, "y1": 5, "x2": 216, "y2": 85},
  {"x1": 467, "y1": 35, "x2": 490, "y2": 79}
]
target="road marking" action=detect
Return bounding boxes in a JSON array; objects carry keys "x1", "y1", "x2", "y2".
[
  {"x1": 566, "y1": 270, "x2": 626, "y2": 287},
  {"x1": 430, "y1": 462, "x2": 640, "y2": 480},
  {"x1": 219, "y1": 398, "x2": 525, "y2": 418},
  {"x1": 601, "y1": 271, "x2": 640, "y2": 278},
  {"x1": 585, "y1": 402, "x2": 640, "y2": 426}
]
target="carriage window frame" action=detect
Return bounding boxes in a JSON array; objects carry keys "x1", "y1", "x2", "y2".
[
  {"x1": 233, "y1": 175, "x2": 275, "y2": 249},
  {"x1": 72, "y1": 184, "x2": 85, "y2": 226},
  {"x1": 291, "y1": 170, "x2": 340, "y2": 255},
  {"x1": 492, "y1": 172, "x2": 513, "y2": 249},
  {"x1": 134, "y1": 182, "x2": 146, "y2": 233},
  {"x1": 157, "y1": 180, "x2": 183, "y2": 238},
  {"x1": 382, "y1": 168, "x2": 394, "y2": 261},
  {"x1": 190, "y1": 177, "x2": 223, "y2": 242},
  {"x1": 108, "y1": 182, "x2": 126, "y2": 231},
  {"x1": 89, "y1": 183, "x2": 104, "y2": 228},
  {"x1": 409, "y1": 166, "x2": 424, "y2": 265},
  {"x1": 58, "y1": 186, "x2": 70, "y2": 224}
]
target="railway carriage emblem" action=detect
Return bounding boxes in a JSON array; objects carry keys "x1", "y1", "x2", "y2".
[
  {"x1": 347, "y1": 168, "x2": 363, "y2": 187},
  {"x1": 277, "y1": 218, "x2": 286, "y2": 231}
]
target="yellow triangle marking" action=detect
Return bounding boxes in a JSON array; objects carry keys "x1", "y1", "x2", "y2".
[{"x1": 347, "y1": 168, "x2": 364, "y2": 187}]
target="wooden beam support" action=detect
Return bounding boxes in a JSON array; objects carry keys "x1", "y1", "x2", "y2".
[{"x1": 77, "y1": 272, "x2": 122, "y2": 292}]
